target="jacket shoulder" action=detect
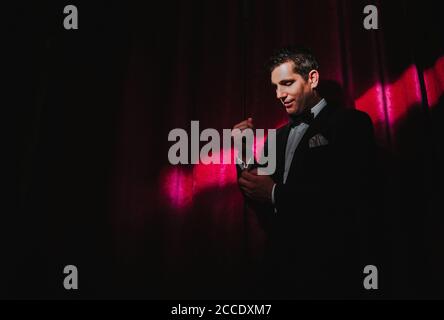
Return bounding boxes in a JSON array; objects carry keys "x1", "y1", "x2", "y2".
[
  {"x1": 329, "y1": 107, "x2": 373, "y2": 129},
  {"x1": 327, "y1": 107, "x2": 375, "y2": 143},
  {"x1": 330, "y1": 106, "x2": 371, "y2": 120}
]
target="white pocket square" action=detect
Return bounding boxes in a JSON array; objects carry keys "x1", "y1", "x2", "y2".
[{"x1": 309, "y1": 134, "x2": 329, "y2": 148}]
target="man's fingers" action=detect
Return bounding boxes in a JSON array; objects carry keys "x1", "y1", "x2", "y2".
[
  {"x1": 240, "y1": 186, "x2": 255, "y2": 199},
  {"x1": 233, "y1": 124, "x2": 253, "y2": 131},
  {"x1": 233, "y1": 123, "x2": 247, "y2": 130},
  {"x1": 233, "y1": 120, "x2": 249, "y2": 130},
  {"x1": 238, "y1": 176, "x2": 254, "y2": 189},
  {"x1": 233, "y1": 118, "x2": 254, "y2": 131},
  {"x1": 241, "y1": 170, "x2": 258, "y2": 182},
  {"x1": 239, "y1": 185, "x2": 251, "y2": 195}
]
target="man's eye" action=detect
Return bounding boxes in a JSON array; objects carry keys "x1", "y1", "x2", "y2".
[{"x1": 285, "y1": 81, "x2": 293, "y2": 86}]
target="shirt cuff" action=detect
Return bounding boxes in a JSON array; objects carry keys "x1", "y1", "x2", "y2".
[{"x1": 271, "y1": 183, "x2": 277, "y2": 213}]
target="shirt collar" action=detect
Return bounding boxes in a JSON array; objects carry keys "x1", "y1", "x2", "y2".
[{"x1": 311, "y1": 98, "x2": 327, "y2": 118}]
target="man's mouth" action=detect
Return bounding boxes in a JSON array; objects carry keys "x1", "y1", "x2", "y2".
[{"x1": 283, "y1": 100, "x2": 295, "y2": 108}]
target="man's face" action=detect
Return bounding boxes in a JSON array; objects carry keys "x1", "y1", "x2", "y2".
[{"x1": 271, "y1": 61, "x2": 315, "y2": 115}]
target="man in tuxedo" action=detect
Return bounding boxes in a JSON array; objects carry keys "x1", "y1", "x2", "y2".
[{"x1": 234, "y1": 46, "x2": 380, "y2": 299}]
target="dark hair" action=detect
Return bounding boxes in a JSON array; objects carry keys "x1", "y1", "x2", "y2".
[{"x1": 267, "y1": 46, "x2": 319, "y2": 80}]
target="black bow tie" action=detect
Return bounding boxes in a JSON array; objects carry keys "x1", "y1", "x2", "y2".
[{"x1": 289, "y1": 110, "x2": 315, "y2": 127}]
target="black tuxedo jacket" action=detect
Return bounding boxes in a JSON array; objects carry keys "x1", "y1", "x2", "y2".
[{"x1": 247, "y1": 103, "x2": 380, "y2": 299}]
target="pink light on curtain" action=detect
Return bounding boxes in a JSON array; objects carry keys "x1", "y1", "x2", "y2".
[
  {"x1": 161, "y1": 148, "x2": 238, "y2": 210},
  {"x1": 193, "y1": 161, "x2": 237, "y2": 191},
  {"x1": 161, "y1": 167, "x2": 194, "y2": 210},
  {"x1": 355, "y1": 65, "x2": 422, "y2": 138},
  {"x1": 355, "y1": 83, "x2": 385, "y2": 125},
  {"x1": 424, "y1": 56, "x2": 444, "y2": 107},
  {"x1": 384, "y1": 65, "x2": 422, "y2": 127},
  {"x1": 161, "y1": 124, "x2": 286, "y2": 210}
]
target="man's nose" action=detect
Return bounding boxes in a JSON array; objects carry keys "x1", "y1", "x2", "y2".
[{"x1": 276, "y1": 88, "x2": 286, "y2": 100}]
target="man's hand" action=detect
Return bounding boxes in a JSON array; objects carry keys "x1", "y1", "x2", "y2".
[
  {"x1": 238, "y1": 169, "x2": 275, "y2": 204},
  {"x1": 232, "y1": 118, "x2": 254, "y2": 163},
  {"x1": 232, "y1": 117, "x2": 254, "y2": 132}
]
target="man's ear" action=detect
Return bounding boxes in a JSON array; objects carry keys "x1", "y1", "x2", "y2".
[{"x1": 308, "y1": 70, "x2": 319, "y2": 89}]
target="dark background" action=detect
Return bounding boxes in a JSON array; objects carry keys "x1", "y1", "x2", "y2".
[{"x1": 8, "y1": 0, "x2": 444, "y2": 299}]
